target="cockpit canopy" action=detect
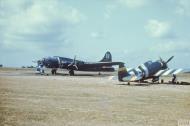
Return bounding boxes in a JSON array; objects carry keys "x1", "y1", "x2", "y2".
[{"x1": 145, "y1": 61, "x2": 152, "y2": 65}]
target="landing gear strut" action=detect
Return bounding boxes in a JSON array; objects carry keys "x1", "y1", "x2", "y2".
[
  {"x1": 152, "y1": 77, "x2": 159, "y2": 83},
  {"x1": 69, "y1": 70, "x2": 74, "y2": 76},
  {"x1": 51, "y1": 69, "x2": 57, "y2": 75},
  {"x1": 172, "y1": 74, "x2": 177, "y2": 84}
]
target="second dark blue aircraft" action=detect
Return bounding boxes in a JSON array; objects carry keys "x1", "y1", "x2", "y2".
[
  {"x1": 117, "y1": 56, "x2": 186, "y2": 83},
  {"x1": 36, "y1": 51, "x2": 122, "y2": 75}
]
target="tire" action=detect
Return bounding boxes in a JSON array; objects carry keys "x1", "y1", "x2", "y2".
[
  {"x1": 69, "y1": 70, "x2": 74, "y2": 76},
  {"x1": 51, "y1": 69, "x2": 57, "y2": 75}
]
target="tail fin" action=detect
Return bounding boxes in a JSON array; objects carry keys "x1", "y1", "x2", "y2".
[
  {"x1": 118, "y1": 63, "x2": 128, "y2": 81},
  {"x1": 100, "y1": 51, "x2": 112, "y2": 62}
]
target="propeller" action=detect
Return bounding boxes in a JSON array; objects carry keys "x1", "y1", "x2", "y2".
[
  {"x1": 159, "y1": 56, "x2": 174, "y2": 69},
  {"x1": 166, "y1": 56, "x2": 174, "y2": 64},
  {"x1": 32, "y1": 59, "x2": 42, "y2": 66},
  {"x1": 32, "y1": 60, "x2": 38, "y2": 63},
  {"x1": 68, "y1": 56, "x2": 78, "y2": 70},
  {"x1": 73, "y1": 55, "x2": 78, "y2": 70},
  {"x1": 159, "y1": 57, "x2": 163, "y2": 63},
  {"x1": 33, "y1": 58, "x2": 45, "y2": 74}
]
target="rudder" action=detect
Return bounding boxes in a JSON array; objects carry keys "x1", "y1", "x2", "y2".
[{"x1": 100, "y1": 51, "x2": 112, "y2": 62}]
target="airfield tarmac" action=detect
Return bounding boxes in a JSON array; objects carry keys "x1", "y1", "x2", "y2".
[{"x1": 0, "y1": 68, "x2": 190, "y2": 126}]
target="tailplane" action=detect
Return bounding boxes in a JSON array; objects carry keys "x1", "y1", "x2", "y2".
[
  {"x1": 100, "y1": 51, "x2": 112, "y2": 62},
  {"x1": 118, "y1": 63, "x2": 128, "y2": 81}
]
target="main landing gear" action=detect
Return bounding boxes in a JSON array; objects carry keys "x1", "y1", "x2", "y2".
[
  {"x1": 51, "y1": 68, "x2": 57, "y2": 75},
  {"x1": 69, "y1": 70, "x2": 74, "y2": 76},
  {"x1": 152, "y1": 77, "x2": 159, "y2": 83}
]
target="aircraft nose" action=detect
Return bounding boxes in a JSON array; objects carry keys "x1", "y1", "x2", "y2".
[
  {"x1": 37, "y1": 58, "x2": 45, "y2": 66},
  {"x1": 41, "y1": 58, "x2": 49, "y2": 66},
  {"x1": 39, "y1": 57, "x2": 59, "y2": 68},
  {"x1": 43, "y1": 58, "x2": 47, "y2": 62}
]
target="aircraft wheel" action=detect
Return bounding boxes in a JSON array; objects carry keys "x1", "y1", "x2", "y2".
[
  {"x1": 40, "y1": 69, "x2": 44, "y2": 75},
  {"x1": 51, "y1": 69, "x2": 57, "y2": 75},
  {"x1": 161, "y1": 79, "x2": 164, "y2": 84},
  {"x1": 69, "y1": 70, "x2": 74, "y2": 76}
]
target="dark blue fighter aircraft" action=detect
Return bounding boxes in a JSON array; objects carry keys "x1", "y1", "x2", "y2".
[
  {"x1": 118, "y1": 56, "x2": 185, "y2": 83},
  {"x1": 35, "y1": 51, "x2": 123, "y2": 75}
]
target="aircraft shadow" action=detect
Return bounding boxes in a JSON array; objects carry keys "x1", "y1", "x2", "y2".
[
  {"x1": 42, "y1": 73, "x2": 112, "y2": 77},
  {"x1": 74, "y1": 74, "x2": 111, "y2": 77},
  {"x1": 117, "y1": 83, "x2": 150, "y2": 86},
  {"x1": 164, "y1": 82, "x2": 190, "y2": 85},
  {"x1": 117, "y1": 82, "x2": 190, "y2": 86}
]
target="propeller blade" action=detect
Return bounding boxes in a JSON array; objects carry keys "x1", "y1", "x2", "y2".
[
  {"x1": 73, "y1": 65, "x2": 78, "y2": 70},
  {"x1": 74, "y1": 55, "x2": 76, "y2": 64},
  {"x1": 166, "y1": 56, "x2": 174, "y2": 63},
  {"x1": 159, "y1": 57, "x2": 164, "y2": 63},
  {"x1": 67, "y1": 55, "x2": 78, "y2": 70},
  {"x1": 32, "y1": 60, "x2": 38, "y2": 63},
  {"x1": 73, "y1": 55, "x2": 78, "y2": 69},
  {"x1": 33, "y1": 59, "x2": 43, "y2": 67},
  {"x1": 69, "y1": 55, "x2": 76, "y2": 65}
]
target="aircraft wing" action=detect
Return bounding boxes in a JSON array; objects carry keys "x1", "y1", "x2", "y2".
[
  {"x1": 154, "y1": 68, "x2": 187, "y2": 77},
  {"x1": 82, "y1": 62, "x2": 123, "y2": 67}
]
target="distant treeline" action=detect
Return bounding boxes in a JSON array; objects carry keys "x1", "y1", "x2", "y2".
[{"x1": 22, "y1": 66, "x2": 35, "y2": 68}]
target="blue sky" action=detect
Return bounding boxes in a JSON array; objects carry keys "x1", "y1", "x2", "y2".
[{"x1": 0, "y1": 0, "x2": 190, "y2": 68}]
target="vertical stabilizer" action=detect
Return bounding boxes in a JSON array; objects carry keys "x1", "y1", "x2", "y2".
[{"x1": 100, "y1": 51, "x2": 112, "y2": 62}]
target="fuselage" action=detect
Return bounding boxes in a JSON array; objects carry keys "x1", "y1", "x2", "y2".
[
  {"x1": 121, "y1": 60, "x2": 165, "y2": 82},
  {"x1": 40, "y1": 56, "x2": 115, "y2": 72},
  {"x1": 139, "y1": 60, "x2": 163, "y2": 79}
]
